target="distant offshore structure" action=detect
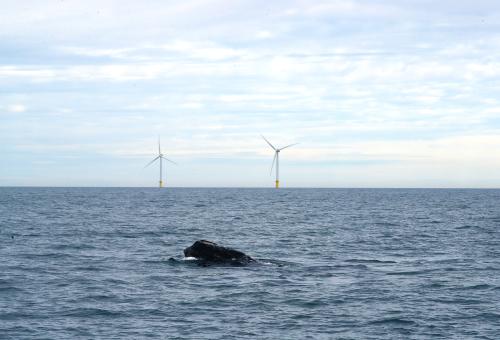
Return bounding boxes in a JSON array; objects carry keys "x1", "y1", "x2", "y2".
[
  {"x1": 261, "y1": 135, "x2": 298, "y2": 189},
  {"x1": 145, "y1": 137, "x2": 176, "y2": 188},
  {"x1": 143, "y1": 136, "x2": 297, "y2": 188}
]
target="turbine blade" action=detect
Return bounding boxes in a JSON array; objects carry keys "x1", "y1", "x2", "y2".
[
  {"x1": 279, "y1": 142, "x2": 299, "y2": 151},
  {"x1": 270, "y1": 152, "x2": 277, "y2": 175},
  {"x1": 162, "y1": 156, "x2": 177, "y2": 165},
  {"x1": 261, "y1": 135, "x2": 276, "y2": 150},
  {"x1": 158, "y1": 137, "x2": 161, "y2": 155},
  {"x1": 144, "y1": 156, "x2": 160, "y2": 168}
]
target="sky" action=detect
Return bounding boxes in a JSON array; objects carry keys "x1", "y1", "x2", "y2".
[{"x1": 1, "y1": 0, "x2": 500, "y2": 188}]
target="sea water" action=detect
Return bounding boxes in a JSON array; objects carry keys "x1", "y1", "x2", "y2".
[{"x1": 1, "y1": 188, "x2": 499, "y2": 339}]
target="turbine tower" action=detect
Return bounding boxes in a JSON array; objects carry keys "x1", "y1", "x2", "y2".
[
  {"x1": 145, "y1": 137, "x2": 176, "y2": 188},
  {"x1": 262, "y1": 135, "x2": 298, "y2": 189}
]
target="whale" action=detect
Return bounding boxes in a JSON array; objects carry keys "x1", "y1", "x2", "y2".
[{"x1": 183, "y1": 240, "x2": 255, "y2": 266}]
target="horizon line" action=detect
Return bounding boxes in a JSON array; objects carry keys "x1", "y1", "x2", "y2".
[{"x1": 1, "y1": 185, "x2": 499, "y2": 190}]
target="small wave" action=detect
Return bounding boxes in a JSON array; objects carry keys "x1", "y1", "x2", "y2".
[
  {"x1": 331, "y1": 264, "x2": 369, "y2": 270},
  {"x1": 285, "y1": 298, "x2": 328, "y2": 308},
  {"x1": 368, "y1": 317, "x2": 416, "y2": 326},
  {"x1": 345, "y1": 259, "x2": 397, "y2": 264},
  {"x1": 417, "y1": 233, "x2": 434, "y2": 238},
  {"x1": 431, "y1": 298, "x2": 482, "y2": 305},
  {"x1": 0, "y1": 286, "x2": 24, "y2": 293},
  {"x1": 306, "y1": 264, "x2": 369, "y2": 272},
  {"x1": 118, "y1": 233, "x2": 139, "y2": 239},
  {"x1": 103, "y1": 277, "x2": 129, "y2": 285},
  {"x1": 290, "y1": 313, "x2": 313, "y2": 320},
  {"x1": 430, "y1": 258, "x2": 463, "y2": 264},
  {"x1": 142, "y1": 259, "x2": 168, "y2": 264},
  {"x1": 138, "y1": 231, "x2": 162, "y2": 237},
  {"x1": 73, "y1": 266, "x2": 105, "y2": 272},
  {"x1": 21, "y1": 252, "x2": 67, "y2": 259},
  {"x1": 455, "y1": 225, "x2": 482, "y2": 230},
  {"x1": 386, "y1": 268, "x2": 438, "y2": 276},
  {"x1": 374, "y1": 222, "x2": 399, "y2": 227},
  {"x1": 86, "y1": 294, "x2": 117, "y2": 301},
  {"x1": 167, "y1": 257, "x2": 186, "y2": 266},
  {"x1": 20, "y1": 233, "x2": 42, "y2": 237},
  {"x1": 458, "y1": 283, "x2": 492, "y2": 290},
  {"x1": 145, "y1": 275, "x2": 169, "y2": 282},
  {"x1": 51, "y1": 243, "x2": 97, "y2": 250},
  {"x1": 472, "y1": 312, "x2": 500, "y2": 321},
  {"x1": 61, "y1": 307, "x2": 125, "y2": 318},
  {"x1": 257, "y1": 258, "x2": 297, "y2": 267},
  {"x1": 0, "y1": 312, "x2": 33, "y2": 321}
]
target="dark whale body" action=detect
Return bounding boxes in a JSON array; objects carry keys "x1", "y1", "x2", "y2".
[{"x1": 184, "y1": 240, "x2": 255, "y2": 266}]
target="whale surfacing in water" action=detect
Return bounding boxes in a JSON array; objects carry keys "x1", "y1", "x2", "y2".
[{"x1": 183, "y1": 240, "x2": 255, "y2": 265}]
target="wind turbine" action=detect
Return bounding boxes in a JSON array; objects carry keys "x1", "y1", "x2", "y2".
[
  {"x1": 145, "y1": 137, "x2": 176, "y2": 188},
  {"x1": 261, "y1": 135, "x2": 298, "y2": 189}
]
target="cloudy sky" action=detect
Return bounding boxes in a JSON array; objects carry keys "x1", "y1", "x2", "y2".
[{"x1": 1, "y1": 0, "x2": 499, "y2": 187}]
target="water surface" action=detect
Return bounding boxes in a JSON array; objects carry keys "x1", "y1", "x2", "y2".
[{"x1": 1, "y1": 188, "x2": 499, "y2": 339}]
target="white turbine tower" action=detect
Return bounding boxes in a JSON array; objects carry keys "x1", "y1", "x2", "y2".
[
  {"x1": 262, "y1": 135, "x2": 298, "y2": 189},
  {"x1": 145, "y1": 137, "x2": 176, "y2": 188}
]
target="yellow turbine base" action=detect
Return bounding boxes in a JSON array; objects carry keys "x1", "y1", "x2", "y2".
[
  {"x1": 159, "y1": 180, "x2": 164, "y2": 188},
  {"x1": 275, "y1": 180, "x2": 280, "y2": 189}
]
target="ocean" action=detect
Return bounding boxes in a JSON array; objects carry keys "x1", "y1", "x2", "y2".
[{"x1": 1, "y1": 187, "x2": 499, "y2": 339}]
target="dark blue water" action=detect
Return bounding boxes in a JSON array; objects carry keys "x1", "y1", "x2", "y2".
[{"x1": 1, "y1": 188, "x2": 499, "y2": 339}]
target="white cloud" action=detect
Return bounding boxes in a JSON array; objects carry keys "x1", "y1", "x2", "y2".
[
  {"x1": 291, "y1": 134, "x2": 500, "y2": 165},
  {"x1": 60, "y1": 46, "x2": 134, "y2": 59},
  {"x1": 299, "y1": 0, "x2": 401, "y2": 18},
  {"x1": 4, "y1": 48, "x2": 498, "y2": 86},
  {"x1": 6, "y1": 104, "x2": 26, "y2": 113},
  {"x1": 180, "y1": 102, "x2": 204, "y2": 109},
  {"x1": 61, "y1": 40, "x2": 244, "y2": 61},
  {"x1": 256, "y1": 30, "x2": 273, "y2": 39}
]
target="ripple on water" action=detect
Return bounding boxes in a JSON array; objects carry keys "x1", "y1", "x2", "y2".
[
  {"x1": 368, "y1": 317, "x2": 417, "y2": 326},
  {"x1": 345, "y1": 258, "x2": 397, "y2": 264},
  {"x1": 284, "y1": 298, "x2": 329, "y2": 308},
  {"x1": 385, "y1": 268, "x2": 440, "y2": 276},
  {"x1": 458, "y1": 283, "x2": 493, "y2": 290},
  {"x1": 0, "y1": 285, "x2": 24, "y2": 294},
  {"x1": 61, "y1": 307, "x2": 127, "y2": 318},
  {"x1": 51, "y1": 243, "x2": 98, "y2": 251}
]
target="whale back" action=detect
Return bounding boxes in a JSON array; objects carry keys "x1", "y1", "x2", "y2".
[{"x1": 183, "y1": 240, "x2": 254, "y2": 263}]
